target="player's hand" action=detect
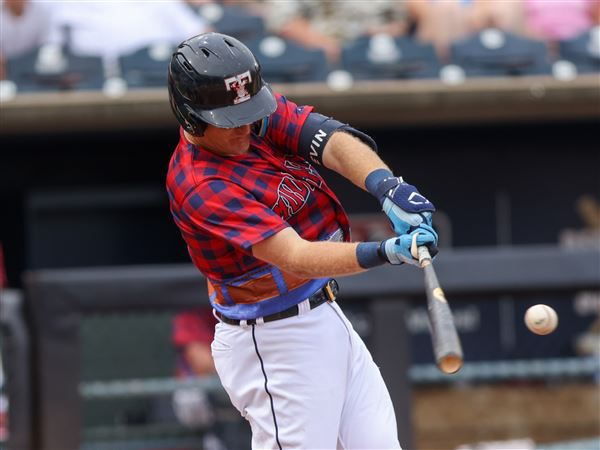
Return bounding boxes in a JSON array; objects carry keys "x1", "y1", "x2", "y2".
[
  {"x1": 380, "y1": 225, "x2": 438, "y2": 266},
  {"x1": 378, "y1": 176, "x2": 435, "y2": 236}
]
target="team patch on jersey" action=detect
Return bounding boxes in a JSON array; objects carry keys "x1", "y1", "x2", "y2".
[
  {"x1": 272, "y1": 174, "x2": 313, "y2": 220},
  {"x1": 272, "y1": 160, "x2": 325, "y2": 220},
  {"x1": 224, "y1": 70, "x2": 252, "y2": 104},
  {"x1": 283, "y1": 160, "x2": 323, "y2": 189}
]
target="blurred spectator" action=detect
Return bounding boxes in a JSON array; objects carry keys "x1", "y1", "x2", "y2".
[
  {"x1": 523, "y1": 0, "x2": 600, "y2": 42},
  {"x1": 0, "y1": 0, "x2": 52, "y2": 78},
  {"x1": 172, "y1": 308, "x2": 251, "y2": 448},
  {"x1": 173, "y1": 308, "x2": 217, "y2": 378},
  {"x1": 171, "y1": 308, "x2": 218, "y2": 431},
  {"x1": 185, "y1": 1, "x2": 266, "y2": 42},
  {"x1": 259, "y1": 0, "x2": 409, "y2": 65},
  {"x1": 43, "y1": 1, "x2": 208, "y2": 76},
  {"x1": 566, "y1": 195, "x2": 600, "y2": 381},
  {"x1": 576, "y1": 315, "x2": 600, "y2": 359},
  {"x1": 559, "y1": 194, "x2": 600, "y2": 250},
  {"x1": 470, "y1": 0, "x2": 527, "y2": 35},
  {"x1": 407, "y1": 0, "x2": 480, "y2": 61},
  {"x1": 577, "y1": 194, "x2": 600, "y2": 230},
  {"x1": 186, "y1": 0, "x2": 262, "y2": 14}
]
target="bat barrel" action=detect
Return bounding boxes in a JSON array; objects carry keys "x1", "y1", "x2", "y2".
[
  {"x1": 439, "y1": 354, "x2": 463, "y2": 374},
  {"x1": 419, "y1": 246, "x2": 464, "y2": 374}
]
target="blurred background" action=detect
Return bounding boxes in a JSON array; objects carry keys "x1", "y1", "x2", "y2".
[{"x1": 0, "y1": 0, "x2": 599, "y2": 449}]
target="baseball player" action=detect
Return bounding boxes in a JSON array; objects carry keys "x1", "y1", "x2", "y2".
[{"x1": 166, "y1": 32, "x2": 438, "y2": 449}]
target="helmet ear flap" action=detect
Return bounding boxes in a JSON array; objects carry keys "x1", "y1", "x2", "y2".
[
  {"x1": 169, "y1": 92, "x2": 207, "y2": 136},
  {"x1": 195, "y1": 122, "x2": 207, "y2": 137},
  {"x1": 184, "y1": 105, "x2": 207, "y2": 137}
]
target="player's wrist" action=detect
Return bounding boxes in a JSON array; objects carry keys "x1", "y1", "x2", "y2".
[
  {"x1": 365, "y1": 168, "x2": 398, "y2": 205},
  {"x1": 356, "y1": 241, "x2": 388, "y2": 268}
]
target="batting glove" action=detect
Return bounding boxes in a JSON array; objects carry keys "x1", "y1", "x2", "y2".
[
  {"x1": 381, "y1": 225, "x2": 439, "y2": 266},
  {"x1": 366, "y1": 169, "x2": 436, "y2": 237}
]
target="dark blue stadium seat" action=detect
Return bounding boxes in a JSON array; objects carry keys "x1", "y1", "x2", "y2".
[
  {"x1": 118, "y1": 44, "x2": 175, "y2": 88},
  {"x1": 196, "y1": 4, "x2": 265, "y2": 41},
  {"x1": 6, "y1": 46, "x2": 104, "y2": 92},
  {"x1": 558, "y1": 27, "x2": 600, "y2": 74},
  {"x1": 450, "y1": 29, "x2": 552, "y2": 77},
  {"x1": 341, "y1": 34, "x2": 440, "y2": 80},
  {"x1": 245, "y1": 36, "x2": 329, "y2": 83}
]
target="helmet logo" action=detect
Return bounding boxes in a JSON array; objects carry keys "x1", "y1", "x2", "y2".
[{"x1": 224, "y1": 70, "x2": 252, "y2": 104}]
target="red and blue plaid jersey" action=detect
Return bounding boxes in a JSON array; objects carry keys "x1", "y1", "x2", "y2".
[{"x1": 166, "y1": 93, "x2": 351, "y2": 319}]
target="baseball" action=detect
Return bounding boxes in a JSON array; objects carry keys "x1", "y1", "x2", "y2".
[{"x1": 524, "y1": 304, "x2": 558, "y2": 335}]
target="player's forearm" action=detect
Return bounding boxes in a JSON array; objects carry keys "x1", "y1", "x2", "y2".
[
  {"x1": 252, "y1": 227, "x2": 368, "y2": 278},
  {"x1": 322, "y1": 131, "x2": 391, "y2": 190},
  {"x1": 278, "y1": 240, "x2": 367, "y2": 278}
]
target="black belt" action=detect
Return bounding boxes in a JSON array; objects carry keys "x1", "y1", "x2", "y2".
[{"x1": 217, "y1": 279, "x2": 339, "y2": 326}]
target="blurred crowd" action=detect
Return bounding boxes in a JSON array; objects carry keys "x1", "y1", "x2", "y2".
[{"x1": 1, "y1": 0, "x2": 599, "y2": 84}]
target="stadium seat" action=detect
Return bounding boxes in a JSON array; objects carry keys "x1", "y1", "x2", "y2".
[
  {"x1": 118, "y1": 43, "x2": 175, "y2": 88},
  {"x1": 449, "y1": 28, "x2": 552, "y2": 77},
  {"x1": 245, "y1": 35, "x2": 329, "y2": 83},
  {"x1": 341, "y1": 34, "x2": 440, "y2": 80},
  {"x1": 196, "y1": 3, "x2": 265, "y2": 41},
  {"x1": 558, "y1": 26, "x2": 600, "y2": 74},
  {"x1": 5, "y1": 45, "x2": 105, "y2": 92}
]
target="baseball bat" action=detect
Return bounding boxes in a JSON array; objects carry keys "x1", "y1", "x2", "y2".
[{"x1": 418, "y1": 246, "x2": 463, "y2": 374}]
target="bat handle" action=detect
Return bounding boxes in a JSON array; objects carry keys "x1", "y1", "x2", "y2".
[{"x1": 417, "y1": 246, "x2": 432, "y2": 267}]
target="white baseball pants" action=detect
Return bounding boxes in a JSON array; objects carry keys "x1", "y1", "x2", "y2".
[{"x1": 211, "y1": 300, "x2": 401, "y2": 450}]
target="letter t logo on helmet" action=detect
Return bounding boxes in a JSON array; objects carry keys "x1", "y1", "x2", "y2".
[
  {"x1": 224, "y1": 70, "x2": 252, "y2": 104},
  {"x1": 167, "y1": 32, "x2": 277, "y2": 136}
]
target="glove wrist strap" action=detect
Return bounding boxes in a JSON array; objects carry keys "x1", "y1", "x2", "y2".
[{"x1": 365, "y1": 168, "x2": 399, "y2": 203}]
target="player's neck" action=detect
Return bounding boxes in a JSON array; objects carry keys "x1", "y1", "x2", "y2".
[
  {"x1": 184, "y1": 130, "x2": 250, "y2": 158},
  {"x1": 184, "y1": 131, "x2": 202, "y2": 146}
]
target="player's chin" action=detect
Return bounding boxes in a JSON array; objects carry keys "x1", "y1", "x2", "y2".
[{"x1": 232, "y1": 138, "x2": 251, "y2": 154}]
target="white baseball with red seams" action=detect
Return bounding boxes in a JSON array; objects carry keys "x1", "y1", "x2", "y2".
[
  {"x1": 524, "y1": 304, "x2": 559, "y2": 335},
  {"x1": 212, "y1": 300, "x2": 401, "y2": 449}
]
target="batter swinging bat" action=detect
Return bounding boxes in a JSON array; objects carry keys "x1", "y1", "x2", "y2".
[{"x1": 418, "y1": 246, "x2": 463, "y2": 374}]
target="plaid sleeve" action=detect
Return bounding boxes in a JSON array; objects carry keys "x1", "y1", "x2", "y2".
[
  {"x1": 265, "y1": 93, "x2": 314, "y2": 155},
  {"x1": 181, "y1": 179, "x2": 289, "y2": 251}
]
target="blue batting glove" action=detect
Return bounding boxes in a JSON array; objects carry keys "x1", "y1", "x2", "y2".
[
  {"x1": 366, "y1": 169, "x2": 436, "y2": 236},
  {"x1": 381, "y1": 225, "x2": 439, "y2": 266}
]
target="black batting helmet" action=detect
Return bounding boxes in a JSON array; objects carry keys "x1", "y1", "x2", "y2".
[{"x1": 168, "y1": 32, "x2": 277, "y2": 136}]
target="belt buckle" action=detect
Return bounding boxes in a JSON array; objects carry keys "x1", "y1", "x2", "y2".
[{"x1": 324, "y1": 279, "x2": 337, "y2": 302}]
